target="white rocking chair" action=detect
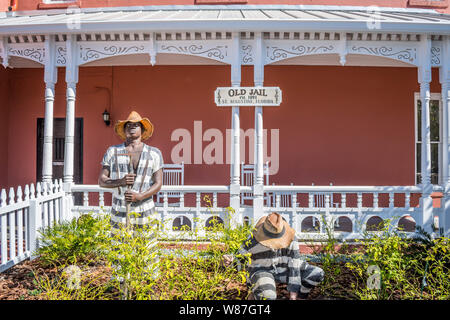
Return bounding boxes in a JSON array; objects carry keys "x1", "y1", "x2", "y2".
[
  {"x1": 156, "y1": 162, "x2": 184, "y2": 206},
  {"x1": 240, "y1": 161, "x2": 271, "y2": 206}
]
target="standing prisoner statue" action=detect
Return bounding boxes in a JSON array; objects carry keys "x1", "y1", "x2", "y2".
[{"x1": 98, "y1": 110, "x2": 164, "y2": 278}]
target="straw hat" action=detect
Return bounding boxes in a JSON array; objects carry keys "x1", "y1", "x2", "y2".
[
  {"x1": 253, "y1": 212, "x2": 295, "y2": 250},
  {"x1": 114, "y1": 111, "x2": 154, "y2": 141}
]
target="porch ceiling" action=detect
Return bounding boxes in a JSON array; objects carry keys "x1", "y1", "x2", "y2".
[{"x1": 0, "y1": 5, "x2": 450, "y2": 35}]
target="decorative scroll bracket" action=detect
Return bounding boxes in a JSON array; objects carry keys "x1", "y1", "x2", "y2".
[
  {"x1": 158, "y1": 40, "x2": 231, "y2": 64},
  {"x1": 7, "y1": 42, "x2": 45, "y2": 65}
]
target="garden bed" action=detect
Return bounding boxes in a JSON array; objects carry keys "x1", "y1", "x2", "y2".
[
  {"x1": 0, "y1": 213, "x2": 448, "y2": 300},
  {"x1": 0, "y1": 255, "x2": 357, "y2": 300}
]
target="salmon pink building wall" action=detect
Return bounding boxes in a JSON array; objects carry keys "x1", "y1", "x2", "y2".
[
  {"x1": 2, "y1": 0, "x2": 449, "y2": 14},
  {"x1": 0, "y1": 63, "x2": 442, "y2": 190},
  {"x1": 0, "y1": 66, "x2": 9, "y2": 187}
]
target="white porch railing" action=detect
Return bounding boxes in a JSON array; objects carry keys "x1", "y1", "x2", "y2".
[
  {"x1": 0, "y1": 180, "x2": 67, "y2": 272},
  {"x1": 1, "y1": 181, "x2": 446, "y2": 272},
  {"x1": 71, "y1": 184, "x2": 442, "y2": 241},
  {"x1": 71, "y1": 184, "x2": 246, "y2": 240},
  {"x1": 263, "y1": 185, "x2": 438, "y2": 241}
]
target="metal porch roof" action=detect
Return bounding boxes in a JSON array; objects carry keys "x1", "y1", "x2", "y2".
[{"x1": 0, "y1": 5, "x2": 449, "y2": 35}]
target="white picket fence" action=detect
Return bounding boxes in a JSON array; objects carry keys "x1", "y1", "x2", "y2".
[{"x1": 0, "y1": 180, "x2": 67, "y2": 272}]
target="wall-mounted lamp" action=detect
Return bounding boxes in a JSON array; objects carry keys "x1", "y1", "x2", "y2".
[
  {"x1": 8, "y1": 0, "x2": 18, "y2": 11},
  {"x1": 102, "y1": 109, "x2": 111, "y2": 126}
]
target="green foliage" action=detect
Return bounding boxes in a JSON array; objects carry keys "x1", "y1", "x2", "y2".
[
  {"x1": 346, "y1": 219, "x2": 450, "y2": 300},
  {"x1": 33, "y1": 197, "x2": 253, "y2": 300},
  {"x1": 152, "y1": 197, "x2": 252, "y2": 300},
  {"x1": 104, "y1": 211, "x2": 161, "y2": 300},
  {"x1": 310, "y1": 214, "x2": 357, "y2": 299},
  {"x1": 35, "y1": 266, "x2": 116, "y2": 300},
  {"x1": 37, "y1": 213, "x2": 111, "y2": 267}
]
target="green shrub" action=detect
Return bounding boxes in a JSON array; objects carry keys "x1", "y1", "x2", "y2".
[
  {"x1": 37, "y1": 213, "x2": 111, "y2": 267},
  {"x1": 346, "y1": 220, "x2": 450, "y2": 300},
  {"x1": 32, "y1": 198, "x2": 254, "y2": 300}
]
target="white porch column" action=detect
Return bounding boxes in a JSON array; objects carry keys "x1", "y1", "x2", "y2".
[
  {"x1": 440, "y1": 35, "x2": 450, "y2": 236},
  {"x1": 63, "y1": 34, "x2": 79, "y2": 187},
  {"x1": 42, "y1": 35, "x2": 57, "y2": 184},
  {"x1": 253, "y1": 32, "x2": 265, "y2": 222},
  {"x1": 229, "y1": 32, "x2": 241, "y2": 224},
  {"x1": 418, "y1": 34, "x2": 434, "y2": 234}
]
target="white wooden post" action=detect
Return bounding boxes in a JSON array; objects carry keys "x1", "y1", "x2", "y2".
[
  {"x1": 63, "y1": 35, "x2": 78, "y2": 220},
  {"x1": 229, "y1": 32, "x2": 241, "y2": 225},
  {"x1": 16, "y1": 186, "x2": 24, "y2": 257},
  {"x1": 253, "y1": 32, "x2": 265, "y2": 223},
  {"x1": 29, "y1": 197, "x2": 42, "y2": 260},
  {"x1": 0, "y1": 36, "x2": 9, "y2": 68},
  {"x1": 64, "y1": 34, "x2": 78, "y2": 185},
  {"x1": 42, "y1": 35, "x2": 58, "y2": 183},
  {"x1": 418, "y1": 34, "x2": 434, "y2": 235},
  {"x1": 441, "y1": 35, "x2": 450, "y2": 236}
]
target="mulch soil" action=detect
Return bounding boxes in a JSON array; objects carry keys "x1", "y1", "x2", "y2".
[{"x1": 0, "y1": 242, "x2": 359, "y2": 300}]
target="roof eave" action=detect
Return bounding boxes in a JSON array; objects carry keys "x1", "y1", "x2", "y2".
[{"x1": 0, "y1": 20, "x2": 449, "y2": 36}]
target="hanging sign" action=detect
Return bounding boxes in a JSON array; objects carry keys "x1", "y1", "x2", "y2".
[{"x1": 214, "y1": 87, "x2": 282, "y2": 106}]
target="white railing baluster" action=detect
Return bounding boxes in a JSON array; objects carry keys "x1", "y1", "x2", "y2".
[
  {"x1": 7, "y1": 187, "x2": 17, "y2": 262},
  {"x1": 213, "y1": 192, "x2": 218, "y2": 208},
  {"x1": 292, "y1": 193, "x2": 297, "y2": 209},
  {"x1": 54, "y1": 194, "x2": 60, "y2": 224},
  {"x1": 30, "y1": 183, "x2": 36, "y2": 200},
  {"x1": 276, "y1": 193, "x2": 281, "y2": 207},
  {"x1": 405, "y1": 192, "x2": 411, "y2": 209},
  {"x1": 1, "y1": 210, "x2": 6, "y2": 264},
  {"x1": 17, "y1": 208, "x2": 24, "y2": 257},
  {"x1": 373, "y1": 192, "x2": 379, "y2": 209},
  {"x1": 308, "y1": 193, "x2": 314, "y2": 208},
  {"x1": 83, "y1": 192, "x2": 89, "y2": 207},
  {"x1": 341, "y1": 193, "x2": 346, "y2": 209},
  {"x1": 9, "y1": 210, "x2": 16, "y2": 260},
  {"x1": 36, "y1": 182, "x2": 41, "y2": 199},
  {"x1": 99, "y1": 191, "x2": 105, "y2": 207},
  {"x1": 163, "y1": 192, "x2": 168, "y2": 209},
  {"x1": 0, "y1": 189, "x2": 6, "y2": 207},
  {"x1": 48, "y1": 198, "x2": 54, "y2": 227},
  {"x1": 36, "y1": 183, "x2": 46, "y2": 228},
  {"x1": 49, "y1": 180, "x2": 54, "y2": 195},
  {"x1": 357, "y1": 193, "x2": 362, "y2": 209},
  {"x1": 53, "y1": 180, "x2": 59, "y2": 223},
  {"x1": 9, "y1": 187, "x2": 15, "y2": 206},
  {"x1": 29, "y1": 193, "x2": 42, "y2": 260},
  {"x1": 17, "y1": 186, "x2": 24, "y2": 256},
  {"x1": 325, "y1": 193, "x2": 330, "y2": 209},
  {"x1": 24, "y1": 184, "x2": 30, "y2": 201},
  {"x1": 389, "y1": 192, "x2": 394, "y2": 208},
  {"x1": 23, "y1": 185, "x2": 30, "y2": 252},
  {"x1": 196, "y1": 192, "x2": 201, "y2": 208},
  {"x1": 180, "y1": 191, "x2": 185, "y2": 208}
]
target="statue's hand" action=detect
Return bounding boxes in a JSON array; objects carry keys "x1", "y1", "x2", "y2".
[
  {"x1": 124, "y1": 190, "x2": 142, "y2": 202},
  {"x1": 121, "y1": 173, "x2": 136, "y2": 186}
]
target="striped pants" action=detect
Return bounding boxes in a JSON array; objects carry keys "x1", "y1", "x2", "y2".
[{"x1": 250, "y1": 263, "x2": 324, "y2": 300}]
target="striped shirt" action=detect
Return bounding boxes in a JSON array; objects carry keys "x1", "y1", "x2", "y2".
[
  {"x1": 237, "y1": 236, "x2": 306, "y2": 293},
  {"x1": 101, "y1": 143, "x2": 163, "y2": 228}
]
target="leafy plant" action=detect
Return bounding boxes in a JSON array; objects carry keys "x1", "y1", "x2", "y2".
[
  {"x1": 37, "y1": 213, "x2": 111, "y2": 267},
  {"x1": 346, "y1": 219, "x2": 450, "y2": 300}
]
